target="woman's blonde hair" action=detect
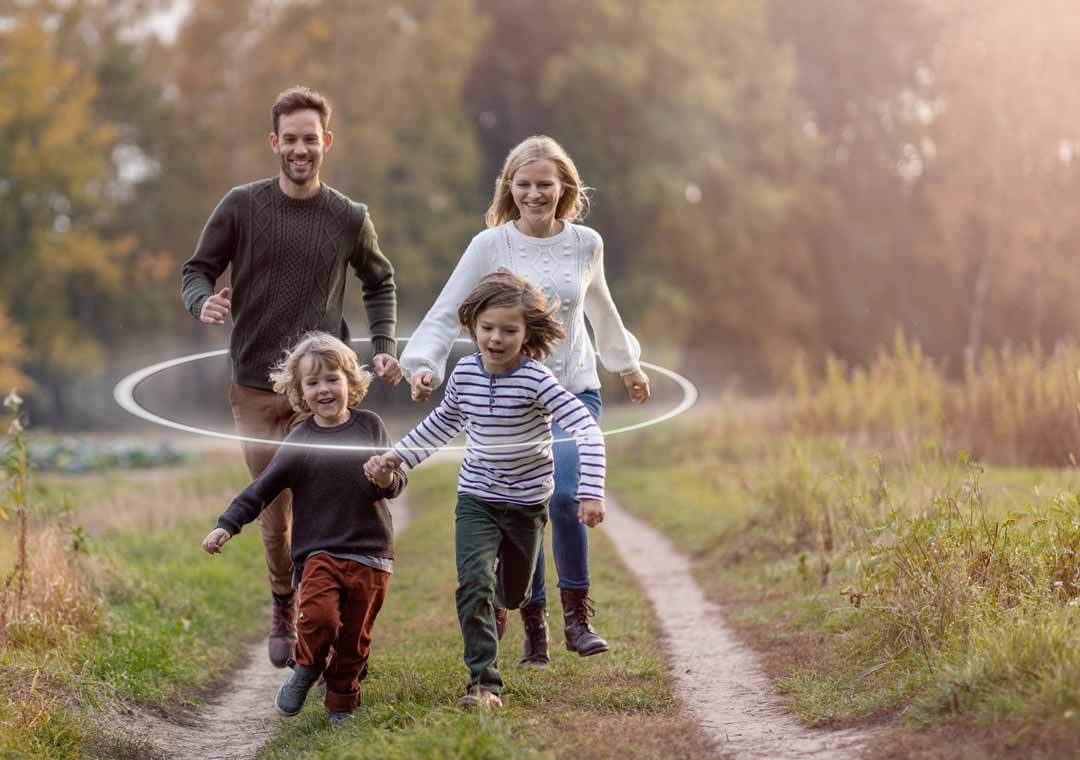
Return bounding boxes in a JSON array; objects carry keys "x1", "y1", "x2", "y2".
[
  {"x1": 485, "y1": 135, "x2": 590, "y2": 228},
  {"x1": 269, "y1": 332, "x2": 372, "y2": 413},
  {"x1": 458, "y1": 269, "x2": 566, "y2": 361}
]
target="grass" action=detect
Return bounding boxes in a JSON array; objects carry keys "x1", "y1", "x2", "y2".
[
  {"x1": 0, "y1": 457, "x2": 266, "y2": 759},
  {"x1": 258, "y1": 461, "x2": 713, "y2": 760},
  {"x1": 790, "y1": 331, "x2": 1080, "y2": 466},
  {"x1": 1, "y1": 450, "x2": 714, "y2": 759},
  {"x1": 607, "y1": 412, "x2": 1080, "y2": 755}
]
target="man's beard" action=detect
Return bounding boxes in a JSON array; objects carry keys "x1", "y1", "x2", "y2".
[{"x1": 280, "y1": 154, "x2": 319, "y2": 185}]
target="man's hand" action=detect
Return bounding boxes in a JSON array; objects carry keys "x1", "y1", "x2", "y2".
[
  {"x1": 410, "y1": 370, "x2": 434, "y2": 402},
  {"x1": 199, "y1": 287, "x2": 232, "y2": 325},
  {"x1": 202, "y1": 527, "x2": 232, "y2": 554},
  {"x1": 365, "y1": 452, "x2": 403, "y2": 487},
  {"x1": 578, "y1": 499, "x2": 605, "y2": 528},
  {"x1": 373, "y1": 354, "x2": 403, "y2": 385},
  {"x1": 622, "y1": 369, "x2": 651, "y2": 405}
]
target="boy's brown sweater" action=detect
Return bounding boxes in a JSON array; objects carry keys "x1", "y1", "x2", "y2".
[{"x1": 181, "y1": 178, "x2": 397, "y2": 390}]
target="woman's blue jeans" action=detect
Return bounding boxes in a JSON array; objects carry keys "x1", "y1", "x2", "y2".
[{"x1": 528, "y1": 388, "x2": 602, "y2": 606}]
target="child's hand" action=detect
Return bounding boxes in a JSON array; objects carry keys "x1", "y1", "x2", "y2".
[
  {"x1": 365, "y1": 452, "x2": 402, "y2": 488},
  {"x1": 578, "y1": 499, "x2": 605, "y2": 528},
  {"x1": 202, "y1": 528, "x2": 231, "y2": 554}
]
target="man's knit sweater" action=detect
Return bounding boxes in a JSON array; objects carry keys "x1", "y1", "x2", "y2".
[
  {"x1": 181, "y1": 179, "x2": 397, "y2": 390},
  {"x1": 216, "y1": 409, "x2": 406, "y2": 568}
]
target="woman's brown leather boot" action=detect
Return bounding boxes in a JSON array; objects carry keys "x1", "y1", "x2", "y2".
[
  {"x1": 560, "y1": 588, "x2": 609, "y2": 656},
  {"x1": 519, "y1": 602, "x2": 550, "y2": 667}
]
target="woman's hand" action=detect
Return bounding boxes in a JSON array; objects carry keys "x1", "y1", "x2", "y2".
[
  {"x1": 622, "y1": 369, "x2": 651, "y2": 405},
  {"x1": 410, "y1": 370, "x2": 435, "y2": 402}
]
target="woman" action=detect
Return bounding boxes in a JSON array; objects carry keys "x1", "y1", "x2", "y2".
[{"x1": 400, "y1": 135, "x2": 649, "y2": 666}]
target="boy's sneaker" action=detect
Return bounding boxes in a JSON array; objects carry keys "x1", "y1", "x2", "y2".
[
  {"x1": 275, "y1": 658, "x2": 320, "y2": 716},
  {"x1": 458, "y1": 684, "x2": 503, "y2": 710},
  {"x1": 326, "y1": 708, "x2": 355, "y2": 727}
]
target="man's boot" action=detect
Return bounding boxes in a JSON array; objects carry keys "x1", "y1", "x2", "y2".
[
  {"x1": 494, "y1": 606, "x2": 509, "y2": 640},
  {"x1": 519, "y1": 602, "x2": 550, "y2": 667},
  {"x1": 269, "y1": 591, "x2": 296, "y2": 668},
  {"x1": 561, "y1": 587, "x2": 608, "y2": 657}
]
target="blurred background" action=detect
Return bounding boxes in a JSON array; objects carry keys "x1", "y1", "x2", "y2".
[{"x1": 2, "y1": 0, "x2": 1079, "y2": 430}]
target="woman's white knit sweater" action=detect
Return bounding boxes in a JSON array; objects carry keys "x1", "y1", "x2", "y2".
[{"x1": 400, "y1": 221, "x2": 641, "y2": 394}]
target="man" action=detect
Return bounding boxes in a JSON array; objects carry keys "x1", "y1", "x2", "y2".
[{"x1": 181, "y1": 86, "x2": 403, "y2": 667}]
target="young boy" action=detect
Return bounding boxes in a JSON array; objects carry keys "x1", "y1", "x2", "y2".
[
  {"x1": 365, "y1": 270, "x2": 605, "y2": 709},
  {"x1": 202, "y1": 332, "x2": 405, "y2": 725}
]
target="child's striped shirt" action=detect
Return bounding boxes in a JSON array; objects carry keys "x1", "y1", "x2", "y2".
[{"x1": 393, "y1": 353, "x2": 605, "y2": 505}]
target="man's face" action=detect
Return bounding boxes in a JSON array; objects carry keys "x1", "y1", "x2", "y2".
[{"x1": 269, "y1": 109, "x2": 332, "y2": 187}]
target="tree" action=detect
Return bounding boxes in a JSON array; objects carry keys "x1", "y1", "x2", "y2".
[
  {"x1": 768, "y1": 0, "x2": 950, "y2": 362},
  {"x1": 0, "y1": 305, "x2": 29, "y2": 393},
  {"x1": 0, "y1": 4, "x2": 123, "y2": 419},
  {"x1": 521, "y1": 0, "x2": 819, "y2": 377},
  {"x1": 920, "y1": 0, "x2": 1080, "y2": 357}
]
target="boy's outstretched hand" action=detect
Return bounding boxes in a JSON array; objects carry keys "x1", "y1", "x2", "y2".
[
  {"x1": 578, "y1": 499, "x2": 605, "y2": 528},
  {"x1": 365, "y1": 452, "x2": 402, "y2": 488},
  {"x1": 202, "y1": 528, "x2": 231, "y2": 554}
]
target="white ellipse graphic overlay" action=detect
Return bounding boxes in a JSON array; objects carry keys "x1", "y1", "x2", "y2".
[{"x1": 113, "y1": 338, "x2": 698, "y2": 452}]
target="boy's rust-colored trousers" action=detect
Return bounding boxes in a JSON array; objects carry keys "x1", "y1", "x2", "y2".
[
  {"x1": 228, "y1": 383, "x2": 307, "y2": 597},
  {"x1": 294, "y1": 553, "x2": 390, "y2": 712}
]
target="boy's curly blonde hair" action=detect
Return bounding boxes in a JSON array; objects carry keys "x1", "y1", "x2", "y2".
[{"x1": 268, "y1": 332, "x2": 372, "y2": 413}]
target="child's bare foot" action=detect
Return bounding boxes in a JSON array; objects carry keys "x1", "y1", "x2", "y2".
[{"x1": 458, "y1": 684, "x2": 503, "y2": 710}]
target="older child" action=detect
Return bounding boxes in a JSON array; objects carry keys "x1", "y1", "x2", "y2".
[
  {"x1": 202, "y1": 332, "x2": 405, "y2": 725},
  {"x1": 400, "y1": 135, "x2": 648, "y2": 666},
  {"x1": 365, "y1": 270, "x2": 605, "y2": 709}
]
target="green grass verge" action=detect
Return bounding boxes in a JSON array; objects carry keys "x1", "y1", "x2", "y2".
[
  {"x1": 0, "y1": 458, "x2": 267, "y2": 759},
  {"x1": 257, "y1": 462, "x2": 712, "y2": 760},
  {"x1": 607, "y1": 416, "x2": 1080, "y2": 745}
]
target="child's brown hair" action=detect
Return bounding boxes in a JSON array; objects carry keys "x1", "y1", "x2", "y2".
[
  {"x1": 269, "y1": 331, "x2": 372, "y2": 413},
  {"x1": 457, "y1": 269, "x2": 566, "y2": 360}
]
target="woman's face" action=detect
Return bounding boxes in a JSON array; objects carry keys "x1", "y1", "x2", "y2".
[{"x1": 510, "y1": 159, "x2": 563, "y2": 231}]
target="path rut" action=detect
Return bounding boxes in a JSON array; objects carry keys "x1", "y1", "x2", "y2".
[
  {"x1": 116, "y1": 496, "x2": 411, "y2": 760},
  {"x1": 111, "y1": 484, "x2": 877, "y2": 759},
  {"x1": 603, "y1": 495, "x2": 877, "y2": 759}
]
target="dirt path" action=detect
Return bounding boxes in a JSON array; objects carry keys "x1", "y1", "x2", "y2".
[
  {"x1": 115, "y1": 496, "x2": 412, "y2": 760},
  {"x1": 603, "y1": 496, "x2": 877, "y2": 760}
]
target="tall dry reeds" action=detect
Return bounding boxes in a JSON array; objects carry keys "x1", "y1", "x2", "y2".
[
  {"x1": 1, "y1": 390, "x2": 30, "y2": 634},
  {"x1": 790, "y1": 332, "x2": 1080, "y2": 466},
  {"x1": 1, "y1": 391, "x2": 99, "y2": 649}
]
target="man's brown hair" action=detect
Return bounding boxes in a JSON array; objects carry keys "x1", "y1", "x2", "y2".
[
  {"x1": 271, "y1": 86, "x2": 332, "y2": 134},
  {"x1": 458, "y1": 269, "x2": 566, "y2": 361}
]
